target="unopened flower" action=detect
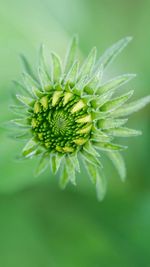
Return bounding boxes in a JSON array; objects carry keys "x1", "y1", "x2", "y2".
[{"x1": 10, "y1": 36, "x2": 150, "y2": 200}]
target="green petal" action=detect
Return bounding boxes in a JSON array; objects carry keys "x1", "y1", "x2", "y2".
[
  {"x1": 96, "y1": 74, "x2": 136, "y2": 95},
  {"x1": 94, "y1": 142, "x2": 127, "y2": 152},
  {"x1": 69, "y1": 152, "x2": 80, "y2": 172},
  {"x1": 91, "y1": 91, "x2": 113, "y2": 108},
  {"x1": 64, "y1": 35, "x2": 78, "y2": 74},
  {"x1": 80, "y1": 149, "x2": 102, "y2": 168},
  {"x1": 22, "y1": 138, "x2": 38, "y2": 157},
  {"x1": 84, "y1": 161, "x2": 107, "y2": 201},
  {"x1": 51, "y1": 52, "x2": 62, "y2": 83},
  {"x1": 83, "y1": 141, "x2": 100, "y2": 158},
  {"x1": 34, "y1": 153, "x2": 49, "y2": 177},
  {"x1": 96, "y1": 36, "x2": 132, "y2": 70},
  {"x1": 9, "y1": 104, "x2": 27, "y2": 116},
  {"x1": 50, "y1": 153, "x2": 64, "y2": 174},
  {"x1": 100, "y1": 90, "x2": 134, "y2": 112},
  {"x1": 104, "y1": 127, "x2": 142, "y2": 137},
  {"x1": 64, "y1": 60, "x2": 79, "y2": 85},
  {"x1": 91, "y1": 131, "x2": 112, "y2": 143},
  {"x1": 96, "y1": 169, "x2": 107, "y2": 201},
  {"x1": 20, "y1": 54, "x2": 38, "y2": 82},
  {"x1": 9, "y1": 131, "x2": 32, "y2": 141},
  {"x1": 59, "y1": 164, "x2": 70, "y2": 189},
  {"x1": 16, "y1": 94, "x2": 34, "y2": 107},
  {"x1": 98, "y1": 118, "x2": 128, "y2": 129},
  {"x1": 10, "y1": 119, "x2": 30, "y2": 128},
  {"x1": 84, "y1": 66, "x2": 103, "y2": 94},
  {"x1": 107, "y1": 151, "x2": 126, "y2": 181},
  {"x1": 38, "y1": 45, "x2": 52, "y2": 90},
  {"x1": 59, "y1": 156, "x2": 76, "y2": 188},
  {"x1": 79, "y1": 47, "x2": 97, "y2": 78},
  {"x1": 22, "y1": 72, "x2": 41, "y2": 97},
  {"x1": 112, "y1": 95, "x2": 150, "y2": 117}
]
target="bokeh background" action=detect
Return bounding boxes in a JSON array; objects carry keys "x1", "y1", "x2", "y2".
[{"x1": 0, "y1": 0, "x2": 150, "y2": 266}]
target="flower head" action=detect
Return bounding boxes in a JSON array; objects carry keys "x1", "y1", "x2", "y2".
[{"x1": 10, "y1": 36, "x2": 150, "y2": 200}]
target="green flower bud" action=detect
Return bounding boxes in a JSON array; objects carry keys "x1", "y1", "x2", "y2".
[{"x1": 10, "y1": 36, "x2": 150, "y2": 200}]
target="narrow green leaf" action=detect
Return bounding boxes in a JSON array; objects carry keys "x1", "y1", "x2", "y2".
[
  {"x1": 98, "y1": 118, "x2": 128, "y2": 129},
  {"x1": 59, "y1": 164, "x2": 69, "y2": 189},
  {"x1": 69, "y1": 152, "x2": 80, "y2": 172},
  {"x1": 20, "y1": 54, "x2": 38, "y2": 82},
  {"x1": 79, "y1": 47, "x2": 97, "y2": 78},
  {"x1": 51, "y1": 52, "x2": 62, "y2": 83},
  {"x1": 34, "y1": 153, "x2": 49, "y2": 177},
  {"x1": 51, "y1": 153, "x2": 64, "y2": 174},
  {"x1": 22, "y1": 72, "x2": 41, "y2": 97},
  {"x1": 91, "y1": 91, "x2": 113, "y2": 108},
  {"x1": 9, "y1": 104, "x2": 27, "y2": 116},
  {"x1": 107, "y1": 151, "x2": 126, "y2": 181},
  {"x1": 112, "y1": 95, "x2": 150, "y2": 117},
  {"x1": 59, "y1": 156, "x2": 76, "y2": 188},
  {"x1": 64, "y1": 60, "x2": 79, "y2": 85},
  {"x1": 64, "y1": 35, "x2": 78, "y2": 74},
  {"x1": 16, "y1": 95, "x2": 33, "y2": 107},
  {"x1": 96, "y1": 74, "x2": 136, "y2": 95},
  {"x1": 91, "y1": 128, "x2": 112, "y2": 142},
  {"x1": 10, "y1": 119, "x2": 30, "y2": 128},
  {"x1": 94, "y1": 142, "x2": 127, "y2": 152},
  {"x1": 84, "y1": 161, "x2": 107, "y2": 201},
  {"x1": 22, "y1": 138, "x2": 38, "y2": 157},
  {"x1": 66, "y1": 156, "x2": 76, "y2": 185},
  {"x1": 9, "y1": 131, "x2": 32, "y2": 141},
  {"x1": 16, "y1": 94, "x2": 34, "y2": 107},
  {"x1": 100, "y1": 90, "x2": 134, "y2": 112},
  {"x1": 81, "y1": 149, "x2": 102, "y2": 168},
  {"x1": 96, "y1": 36, "x2": 132, "y2": 70},
  {"x1": 84, "y1": 66, "x2": 103, "y2": 94},
  {"x1": 38, "y1": 45, "x2": 52, "y2": 90},
  {"x1": 96, "y1": 169, "x2": 107, "y2": 201},
  {"x1": 104, "y1": 127, "x2": 142, "y2": 137},
  {"x1": 83, "y1": 141, "x2": 100, "y2": 158}
]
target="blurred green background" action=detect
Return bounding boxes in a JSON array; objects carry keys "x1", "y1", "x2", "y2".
[{"x1": 0, "y1": 0, "x2": 150, "y2": 266}]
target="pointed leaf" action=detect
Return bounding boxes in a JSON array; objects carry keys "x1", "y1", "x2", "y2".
[
  {"x1": 96, "y1": 74, "x2": 136, "y2": 95},
  {"x1": 69, "y1": 152, "x2": 80, "y2": 172},
  {"x1": 51, "y1": 153, "x2": 64, "y2": 174},
  {"x1": 59, "y1": 164, "x2": 69, "y2": 189},
  {"x1": 16, "y1": 94, "x2": 34, "y2": 107},
  {"x1": 20, "y1": 54, "x2": 37, "y2": 81},
  {"x1": 107, "y1": 151, "x2": 126, "y2": 181},
  {"x1": 22, "y1": 72, "x2": 41, "y2": 97},
  {"x1": 51, "y1": 52, "x2": 62, "y2": 83},
  {"x1": 84, "y1": 161, "x2": 107, "y2": 201},
  {"x1": 104, "y1": 127, "x2": 142, "y2": 137},
  {"x1": 91, "y1": 131, "x2": 112, "y2": 143},
  {"x1": 64, "y1": 35, "x2": 78, "y2": 74},
  {"x1": 34, "y1": 153, "x2": 49, "y2": 176},
  {"x1": 81, "y1": 149, "x2": 102, "y2": 168},
  {"x1": 98, "y1": 118, "x2": 128, "y2": 129},
  {"x1": 38, "y1": 45, "x2": 52, "y2": 90},
  {"x1": 91, "y1": 91, "x2": 113, "y2": 108},
  {"x1": 96, "y1": 36, "x2": 132, "y2": 70},
  {"x1": 79, "y1": 47, "x2": 97, "y2": 78},
  {"x1": 112, "y1": 95, "x2": 150, "y2": 117},
  {"x1": 84, "y1": 66, "x2": 103, "y2": 94},
  {"x1": 96, "y1": 169, "x2": 107, "y2": 201},
  {"x1": 10, "y1": 118, "x2": 30, "y2": 128},
  {"x1": 22, "y1": 138, "x2": 38, "y2": 157},
  {"x1": 100, "y1": 90, "x2": 134, "y2": 112},
  {"x1": 83, "y1": 141, "x2": 100, "y2": 158},
  {"x1": 94, "y1": 142, "x2": 127, "y2": 152},
  {"x1": 64, "y1": 60, "x2": 79, "y2": 85}
]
